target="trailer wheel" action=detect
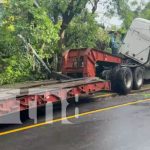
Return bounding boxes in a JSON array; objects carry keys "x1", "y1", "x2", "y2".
[
  {"x1": 110, "y1": 66, "x2": 120, "y2": 92},
  {"x1": 133, "y1": 67, "x2": 143, "y2": 90},
  {"x1": 117, "y1": 67, "x2": 133, "y2": 94}
]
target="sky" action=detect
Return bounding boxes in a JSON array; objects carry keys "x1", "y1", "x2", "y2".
[{"x1": 87, "y1": 0, "x2": 149, "y2": 28}]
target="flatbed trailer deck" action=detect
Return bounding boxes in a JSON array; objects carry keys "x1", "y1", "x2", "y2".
[{"x1": 0, "y1": 78, "x2": 110, "y2": 117}]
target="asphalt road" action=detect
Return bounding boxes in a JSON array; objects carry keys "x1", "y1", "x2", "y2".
[{"x1": 0, "y1": 90, "x2": 150, "y2": 150}]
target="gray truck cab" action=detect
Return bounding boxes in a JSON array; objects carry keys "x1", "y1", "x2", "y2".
[{"x1": 119, "y1": 18, "x2": 150, "y2": 79}]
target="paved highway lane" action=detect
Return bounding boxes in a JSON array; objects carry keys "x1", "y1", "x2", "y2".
[{"x1": 0, "y1": 91, "x2": 150, "y2": 150}]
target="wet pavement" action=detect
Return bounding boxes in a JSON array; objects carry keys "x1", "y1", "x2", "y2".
[{"x1": 0, "y1": 90, "x2": 150, "y2": 150}]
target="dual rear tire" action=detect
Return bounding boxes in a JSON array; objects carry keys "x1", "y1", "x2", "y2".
[
  {"x1": 133, "y1": 67, "x2": 144, "y2": 90},
  {"x1": 111, "y1": 66, "x2": 143, "y2": 94}
]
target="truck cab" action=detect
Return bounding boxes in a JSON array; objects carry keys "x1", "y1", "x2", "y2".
[{"x1": 119, "y1": 18, "x2": 150, "y2": 79}]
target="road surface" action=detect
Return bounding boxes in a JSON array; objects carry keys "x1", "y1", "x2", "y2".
[{"x1": 0, "y1": 89, "x2": 150, "y2": 150}]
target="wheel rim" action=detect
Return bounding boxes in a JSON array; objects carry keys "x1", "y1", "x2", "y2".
[{"x1": 125, "y1": 72, "x2": 132, "y2": 88}]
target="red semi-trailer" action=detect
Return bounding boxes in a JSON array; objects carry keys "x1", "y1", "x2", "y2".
[
  {"x1": 0, "y1": 44, "x2": 146, "y2": 118},
  {"x1": 0, "y1": 48, "x2": 120, "y2": 118}
]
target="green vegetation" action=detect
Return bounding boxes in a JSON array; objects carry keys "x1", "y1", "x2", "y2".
[
  {"x1": 0, "y1": 0, "x2": 60, "y2": 84},
  {"x1": 65, "y1": 11, "x2": 109, "y2": 50},
  {"x1": 0, "y1": 0, "x2": 149, "y2": 85},
  {"x1": 140, "y1": 2, "x2": 150, "y2": 20},
  {"x1": 115, "y1": 1, "x2": 150, "y2": 31}
]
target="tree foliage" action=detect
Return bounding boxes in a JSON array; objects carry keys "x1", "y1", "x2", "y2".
[
  {"x1": 0, "y1": 0, "x2": 60, "y2": 84},
  {"x1": 140, "y1": 2, "x2": 150, "y2": 20},
  {"x1": 65, "y1": 10, "x2": 109, "y2": 50},
  {"x1": 113, "y1": 0, "x2": 150, "y2": 29}
]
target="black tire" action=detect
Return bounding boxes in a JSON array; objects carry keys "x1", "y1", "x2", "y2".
[
  {"x1": 116, "y1": 67, "x2": 133, "y2": 94},
  {"x1": 110, "y1": 66, "x2": 121, "y2": 92},
  {"x1": 133, "y1": 67, "x2": 143, "y2": 90}
]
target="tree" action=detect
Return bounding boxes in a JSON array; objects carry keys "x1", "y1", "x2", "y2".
[
  {"x1": 65, "y1": 10, "x2": 109, "y2": 50},
  {"x1": 89, "y1": 0, "x2": 100, "y2": 14},
  {"x1": 0, "y1": 0, "x2": 60, "y2": 84},
  {"x1": 40, "y1": 0, "x2": 91, "y2": 51},
  {"x1": 112, "y1": 0, "x2": 150, "y2": 29},
  {"x1": 140, "y1": 2, "x2": 150, "y2": 20}
]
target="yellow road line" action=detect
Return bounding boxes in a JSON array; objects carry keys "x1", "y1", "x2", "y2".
[
  {"x1": 93, "y1": 87, "x2": 150, "y2": 99},
  {"x1": 93, "y1": 93, "x2": 115, "y2": 98},
  {"x1": 1, "y1": 98, "x2": 150, "y2": 136}
]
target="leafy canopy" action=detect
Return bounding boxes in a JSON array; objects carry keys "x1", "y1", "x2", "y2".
[{"x1": 0, "y1": 0, "x2": 60, "y2": 84}]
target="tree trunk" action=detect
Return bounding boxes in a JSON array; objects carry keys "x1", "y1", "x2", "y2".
[
  {"x1": 59, "y1": 27, "x2": 66, "y2": 51},
  {"x1": 92, "y1": 0, "x2": 100, "y2": 14}
]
